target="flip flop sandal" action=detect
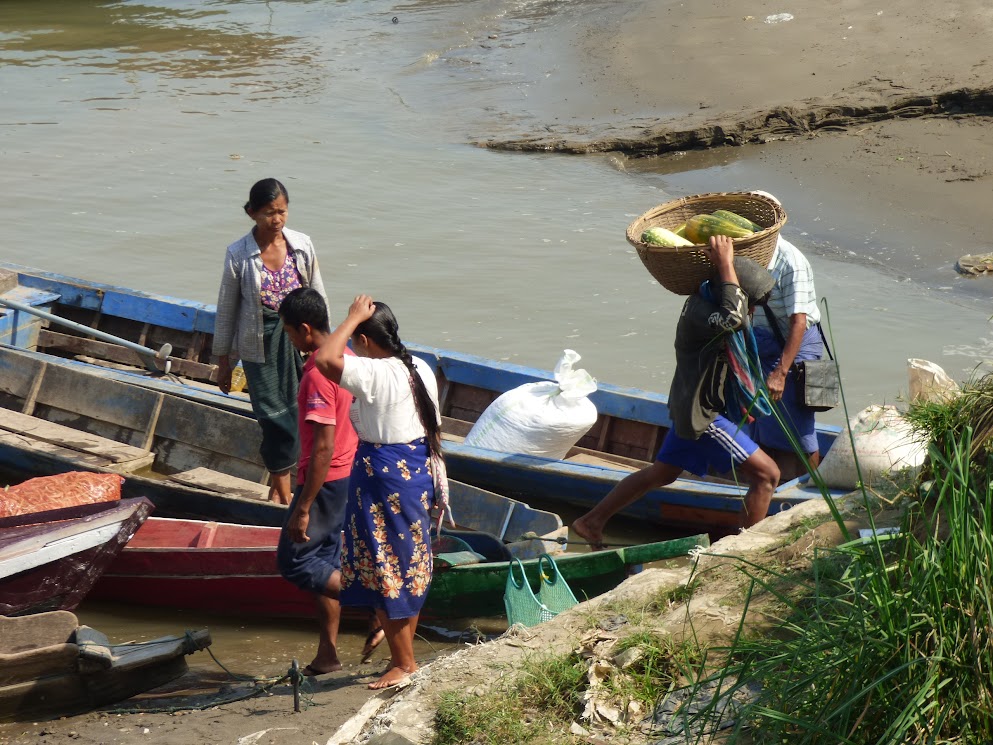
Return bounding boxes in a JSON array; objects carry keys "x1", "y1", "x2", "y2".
[{"x1": 360, "y1": 627, "x2": 386, "y2": 663}]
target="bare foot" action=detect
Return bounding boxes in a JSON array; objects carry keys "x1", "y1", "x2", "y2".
[
  {"x1": 268, "y1": 488, "x2": 291, "y2": 506},
  {"x1": 368, "y1": 664, "x2": 416, "y2": 690},
  {"x1": 302, "y1": 658, "x2": 342, "y2": 676},
  {"x1": 571, "y1": 516, "x2": 606, "y2": 551}
]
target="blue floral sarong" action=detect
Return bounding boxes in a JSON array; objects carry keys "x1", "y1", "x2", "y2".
[{"x1": 340, "y1": 438, "x2": 435, "y2": 619}]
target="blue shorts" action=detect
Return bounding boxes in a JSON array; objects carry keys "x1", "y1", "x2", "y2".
[
  {"x1": 657, "y1": 415, "x2": 759, "y2": 477},
  {"x1": 276, "y1": 478, "x2": 348, "y2": 595}
]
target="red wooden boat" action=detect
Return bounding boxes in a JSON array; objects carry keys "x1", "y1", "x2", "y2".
[
  {"x1": 91, "y1": 478, "x2": 568, "y2": 620},
  {"x1": 0, "y1": 498, "x2": 154, "y2": 616},
  {"x1": 91, "y1": 515, "x2": 709, "y2": 621},
  {"x1": 90, "y1": 517, "x2": 313, "y2": 617}
]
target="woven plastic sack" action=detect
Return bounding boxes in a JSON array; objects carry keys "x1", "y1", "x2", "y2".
[
  {"x1": 0, "y1": 472, "x2": 123, "y2": 518},
  {"x1": 504, "y1": 554, "x2": 578, "y2": 627},
  {"x1": 816, "y1": 405, "x2": 926, "y2": 490},
  {"x1": 907, "y1": 358, "x2": 958, "y2": 404},
  {"x1": 464, "y1": 350, "x2": 598, "y2": 460}
]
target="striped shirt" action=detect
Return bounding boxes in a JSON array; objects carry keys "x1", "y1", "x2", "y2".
[{"x1": 751, "y1": 236, "x2": 820, "y2": 337}]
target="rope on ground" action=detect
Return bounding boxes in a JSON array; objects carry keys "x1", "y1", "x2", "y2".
[
  {"x1": 103, "y1": 633, "x2": 316, "y2": 715},
  {"x1": 413, "y1": 630, "x2": 441, "y2": 654}
]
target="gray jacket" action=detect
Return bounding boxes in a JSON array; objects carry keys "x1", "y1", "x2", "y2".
[{"x1": 214, "y1": 227, "x2": 328, "y2": 363}]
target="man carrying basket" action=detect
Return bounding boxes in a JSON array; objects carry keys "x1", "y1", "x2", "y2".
[
  {"x1": 572, "y1": 235, "x2": 781, "y2": 548},
  {"x1": 747, "y1": 191, "x2": 826, "y2": 482}
]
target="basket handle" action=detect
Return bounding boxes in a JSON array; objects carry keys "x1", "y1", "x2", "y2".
[
  {"x1": 507, "y1": 557, "x2": 529, "y2": 591},
  {"x1": 538, "y1": 553, "x2": 562, "y2": 586}
]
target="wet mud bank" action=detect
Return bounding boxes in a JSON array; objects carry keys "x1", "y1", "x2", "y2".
[{"x1": 476, "y1": 86, "x2": 993, "y2": 156}]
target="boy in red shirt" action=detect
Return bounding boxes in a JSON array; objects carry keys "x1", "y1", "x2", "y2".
[{"x1": 277, "y1": 287, "x2": 375, "y2": 674}]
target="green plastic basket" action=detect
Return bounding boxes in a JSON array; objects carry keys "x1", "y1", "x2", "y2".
[
  {"x1": 504, "y1": 553, "x2": 578, "y2": 627},
  {"x1": 537, "y1": 553, "x2": 578, "y2": 613}
]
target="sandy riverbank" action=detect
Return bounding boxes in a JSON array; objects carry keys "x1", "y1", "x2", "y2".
[
  {"x1": 475, "y1": 0, "x2": 993, "y2": 289},
  {"x1": 478, "y1": 0, "x2": 993, "y2": 144}
]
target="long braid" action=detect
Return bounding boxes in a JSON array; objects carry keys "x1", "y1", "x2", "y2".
[
  {"x1": 356, "y1": 302, "x2": 443, "y2": 458},
  {"x1": 394, "y1": 339, "x2": 443, "y2": 458}
]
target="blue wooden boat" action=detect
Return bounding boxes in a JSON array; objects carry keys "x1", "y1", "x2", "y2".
[
  {"x1": 0, "y1": 262, "x2": 844, "y2": 533},
  {"x1": 0, "y1": 340, "x2": 569, "y2": 553}
]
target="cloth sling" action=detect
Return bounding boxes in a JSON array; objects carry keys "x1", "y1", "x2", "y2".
[
  {"x1": 699, "y1": 279, "x2": 771, "y2": 423},
  {"x1": 725, "y1": 324, "x2": 773, "y2": 422}
]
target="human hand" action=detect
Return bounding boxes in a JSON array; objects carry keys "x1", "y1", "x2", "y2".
[
  {"x1": 704, "y1": 234, "x2": 735, "y2": 268},
  {"x1": 347, "y1": 295, "x2": 376, "y2": 324},
  {"x1": 216, "y1": 355, "x2": 232, "y2": 394},
  {"x1": 766, "y1": 367, "x2": 788, "y2": 402},
  {"x1": 289, "y1": 508, "x2": 310, "y2": 544}
]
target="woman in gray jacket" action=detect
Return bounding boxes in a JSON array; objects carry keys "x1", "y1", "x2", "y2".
[{"x1": 215, "y1": 178, "x2": 329, "y2": 504}]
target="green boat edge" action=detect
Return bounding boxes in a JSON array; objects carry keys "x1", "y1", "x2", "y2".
[{"x1": 426, "y1": 533, "x2": 710, "y2": 619}]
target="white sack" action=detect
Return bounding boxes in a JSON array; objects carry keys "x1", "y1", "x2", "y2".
[
  {"x1": 816, "y1": 404, "x2": 927, "y2": 490},
  {"x1": 907, "y1": 358, "x2": 959, "y2": 404},
  {"x1": 464, "y1": 350, "x2": 598, "y2": 460}
]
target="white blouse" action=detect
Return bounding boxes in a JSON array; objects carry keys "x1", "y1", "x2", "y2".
[{"x1": 339, "y1": 354, "x2": 441, "y2": 445}]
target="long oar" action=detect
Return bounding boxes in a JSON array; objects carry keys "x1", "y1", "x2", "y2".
[
  {"x1": 517, "y1": 531, "x2": 629, "y2": 549},
  {"x1": 0, "y1": 296, "x2": 172, "y2": 374}
]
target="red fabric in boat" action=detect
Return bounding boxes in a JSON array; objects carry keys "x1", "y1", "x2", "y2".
[{"x1": 0, "y1": 472, "x2": 123, "y2": 518}]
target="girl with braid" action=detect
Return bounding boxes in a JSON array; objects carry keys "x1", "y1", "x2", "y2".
[{"x1": 313, "y1": 295, "x2": 448, "y2": 690}]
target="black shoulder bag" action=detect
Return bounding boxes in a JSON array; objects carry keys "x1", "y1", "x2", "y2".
[{"x1": 760, "y1": 305, "x2": 840, "y2": 412}]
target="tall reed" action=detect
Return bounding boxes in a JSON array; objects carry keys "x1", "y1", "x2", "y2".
[{"x1": 680, "y1": 428, "x2": 993, "y2": 743}]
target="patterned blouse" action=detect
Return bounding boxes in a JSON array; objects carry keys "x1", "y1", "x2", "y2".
[{"x1": 259, "y1": 250, "x2": 303, "y2": 310}]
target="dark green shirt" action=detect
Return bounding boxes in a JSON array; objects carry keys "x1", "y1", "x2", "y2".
[{"x1": 668, "y1": 281, "x2": 748, "y2": 440}]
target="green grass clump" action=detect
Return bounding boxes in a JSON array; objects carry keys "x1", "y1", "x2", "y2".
[
  {"x1": 609, "y1": 631, "x2": 697, "y2": 707},
  {"x1": 651, "y1": 579, "x2": 697, "y2": 609},
  {"x1": 433, "y1": 633, "x2": 700, "y2": 745},
  {"x1": 904, "y1": 370, "x2": 993, "y2": 470},
  {"x1": 433, "y1": 651, "x2": 586, "y2": 745}
]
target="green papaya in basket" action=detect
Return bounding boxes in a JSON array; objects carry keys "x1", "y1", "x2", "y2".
[
  {"x1": 640, "y1": 226, "x2": 694, "y2": 248},
  {"x1": 710, "y1": 209, "x2": 762, "y2": 232},
  {"x1": 684, "y1": 214, "x2": 754, "y2": 245}
]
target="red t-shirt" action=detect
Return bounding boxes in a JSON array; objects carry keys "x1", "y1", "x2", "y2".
[{"x1": 296, "y1": 350, "x2": 359, "y2": 485}]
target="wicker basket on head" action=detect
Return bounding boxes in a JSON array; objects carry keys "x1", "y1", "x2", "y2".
[{"x1": 626, "y1": 192, "x2": 787, "y2": 295}]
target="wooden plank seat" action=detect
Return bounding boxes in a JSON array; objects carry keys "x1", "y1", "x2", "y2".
[
  {"x1": 563, "y1": 448, "x2": 644, "y2": 472},
  {"x1": 0, "y1": 409, "x2": 153, "y2": 472},
  {"x1": 167, "y1": 467, "x2": 269, "y2": 501},
  {"x1": 38, "y1": 329, "x2": 217, "y2": 382}
]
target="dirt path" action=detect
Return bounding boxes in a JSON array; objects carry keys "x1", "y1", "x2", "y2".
[{"x1": 0, "y1": 653, "x2": 456, "y2": 745}]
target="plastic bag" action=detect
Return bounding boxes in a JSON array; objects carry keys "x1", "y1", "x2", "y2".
[
  {"x1": 816, "y1": 405, "x2": 926, "y2": 490},
  {"x1": 907, "y1": 358, "x2": 958, "y2": 404},
  {"x1": 464, "y1": 350, "x2": 598, "y2": 461},
  {"x1": 0, "y1": 472, "x2": 123, "y2": 518}
]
